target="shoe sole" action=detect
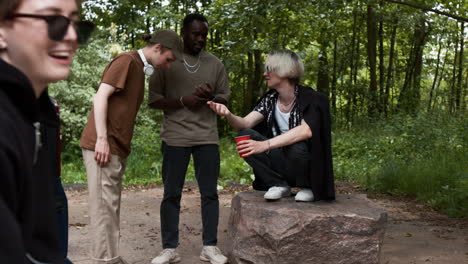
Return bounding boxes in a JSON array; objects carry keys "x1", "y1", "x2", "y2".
[
  {"x1": 295, "y1": 196, "x2": 313, "y2": 202},
  {"x1": 295, "y1": 198, "x2": 313, "y2": 202},
  {"x1": 264, "y1": 192, "x2": 291, "y2": 200},
  {"x1": 151, "y1": 256, "x2": 181, "y2": 264},
  {"x1": 264, "y1": 196, "x2": 281, "y2": 200},
  {"x1": 200, "y1": 255, "x2": 226, "y2": 264}
]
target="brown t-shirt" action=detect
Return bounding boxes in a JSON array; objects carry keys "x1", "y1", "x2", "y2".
[
  {"x1": 148, "y1": 51, "x2": 230, "y2": 147},
  {"x1": 80, "y1": 51, "x2": 145, "y2": 158}
]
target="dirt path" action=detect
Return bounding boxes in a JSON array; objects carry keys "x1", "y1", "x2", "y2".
[{"x1": 66, "y1": 182, "x2": 467, "y2": 264}]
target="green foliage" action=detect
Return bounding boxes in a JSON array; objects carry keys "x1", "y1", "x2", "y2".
[
  {"x1": 61, "y1": 162, "x2": 87, "y2": 184},
  {"x1": 56, "y1": 0, "x2": 467, "y2": 218},
  {"x1": 218, "y1": 137, "x2": 253, "y2": 185},
  {"x1": 61, "y1": 128, "x2": 253, "y2": 186},
  {"x1": 333, "y1": 112, "x2": 467, "y2": 217},
  {"x1": 124, "y1": 124, "x2": 162, "y2": 184}
]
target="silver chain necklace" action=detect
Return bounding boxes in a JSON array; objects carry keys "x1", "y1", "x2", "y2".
[
  {"x1": 279, "y1": 95, "x2": 295, "y2": 107},
  {"x1": 183, "y1": 54, "x2": 201, "y2": 73},
  {"x1": 278, "y1": 95, "x2": 296, "y2": 112}
]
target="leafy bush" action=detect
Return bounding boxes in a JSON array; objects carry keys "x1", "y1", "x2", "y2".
[
  {"x1": 333, "y1": 112, "x2": 467, "y2": 217},
  {"x1": 218, "y1": 137, "x2": 254, "y2": 185}
]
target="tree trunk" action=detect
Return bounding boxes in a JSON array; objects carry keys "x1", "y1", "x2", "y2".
[
  {"x1": 331, "y1": 38, "x2": 338, "y2": 115},
  {"x1": 130, "y1": 5, "x2": 135, "y2": 48},
  {"x1": 245, "y1": 50, "x2": 263, "y2": 115},
  {"x1": 385, "y1": 19, "x2": 397, "y2": 116},
  {"x1": 411, "y1": 20, "x2": 426, "y2": 113},
  {"x1": 428, "y1": 36, "x2": 443, "y2": 111},
  {"x1": 455, "y1": 22, "x2": 464, "y2": 112},
  {"x1": 378, "y1": 19, "x2": 385, "y2": 114},
  {"x1": 253, "y1": 49, "x2": 264, "y2": 104},
  {"x1": 245, "y1": 52, "x2": 254, "y2": 116},
  {"x1": 317, "y1": 41, "x2": 330, "y2": 96},
  {"x1": 398, "y1": 17, "x2": 427, "y2": 114},
  {"x1": 367, "y1": 4, "x2": 378, "y2": 117},
  {"x1": 449, "y1": 24, "x2": 459, "y2": 113},
  {"x1": 432, "y1": 48, "x2": 449, "y2": 110},
  {"x1": 345, "y1": 7, "x2": 360, "y2": 127}
]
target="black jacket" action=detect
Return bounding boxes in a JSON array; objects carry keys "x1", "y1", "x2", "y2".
[
  {"x1": 253, "y1": 85, "x2": 335, "y2": 201},
  {"x1": 0, "y1": 59, "x2": 63, "y2": 263}
]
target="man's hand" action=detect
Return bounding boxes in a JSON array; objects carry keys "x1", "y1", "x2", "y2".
[
  {"x1": 193, "y1": 82, "x2": 214, "y2": 100},
  {"x1": 94, "y1": 137, "x2": 111, "y2": 167},
  {"x1": 181, "y1": 95, "x2": 208, "y2": 109}
]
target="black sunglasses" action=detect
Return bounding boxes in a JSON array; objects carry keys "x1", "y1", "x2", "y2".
[{"x1": 11, "y1": 14, "x2": 95, "y2": 45}]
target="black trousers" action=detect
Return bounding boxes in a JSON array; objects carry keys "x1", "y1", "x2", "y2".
[
  {"x1": 54, "y1": 176, "x2": 72, "y2": 264},
  {"x1": 160, "y1": 142, "x2": 220, "y2": 248},
  {"x1": 239, "y1": 128, "x2": 311, "y2": 190}
]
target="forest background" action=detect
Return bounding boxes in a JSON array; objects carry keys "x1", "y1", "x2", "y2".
[{"x1": 49, "y1": 0, "x2": 467, "y2": 217}]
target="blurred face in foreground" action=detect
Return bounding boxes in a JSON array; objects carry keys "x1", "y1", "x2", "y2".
[{"x1": 0, "y1": 0, "x2": 80, "y2": 97}]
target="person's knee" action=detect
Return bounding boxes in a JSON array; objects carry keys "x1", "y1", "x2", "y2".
[
  {"x1": 163, "y1": 188, "x2": 183, "y2": 201},
  {"x1": 201, "y1": 194, "x2": 219, "y2": 202},
  {"x1": 200, "y1": 188, "x2": 219, "y2": 201},
  {"x1": 238, "y1": 128, "x2": 266, "y2": 141},
  {"x1": 286, "y1": 142, "x2": 310, "y2": 160},
  {"x1": 237, "y1": 128, "x2": 256, "y2": 137}
]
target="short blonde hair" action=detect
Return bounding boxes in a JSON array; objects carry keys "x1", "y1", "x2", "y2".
[{"x1": 265, "y1": 50, "x2": 304, "y2": 84}]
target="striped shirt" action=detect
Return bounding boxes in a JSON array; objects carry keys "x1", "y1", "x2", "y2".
[{"x1": 253, "y1": 86, "x2": 302, "y2": 137}]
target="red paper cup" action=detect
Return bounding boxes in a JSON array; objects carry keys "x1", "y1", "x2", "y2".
[{"x1": 234, "y1": 135, "x2": 251, "y2": 158}]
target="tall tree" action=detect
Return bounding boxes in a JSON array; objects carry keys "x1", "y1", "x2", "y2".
[
  {"x1": 384, "y1": 16, "x2": 398, "y2": 116},
  {"x1": 317, "y1": 31, "x2": 330, "y2": 96},
  {"x1": 428, "y1": 35, "x2": 444, "y2": 111},
  {"x1": 366, "y1": 3, "x2": 378, "y2": 117},
  {"x1": 378, "y1": 11, "x2": 385, "y2": 114},
  {"x1": 455, "y1": 22, "x2": 464, "y2": 112},
  {"x1": 398, "y1": 16, "x2": 428, "y2": 114}
]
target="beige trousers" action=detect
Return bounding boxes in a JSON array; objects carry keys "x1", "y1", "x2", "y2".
[{"x1": 82, "y1": 149, "x2": 127, "y2": 264}]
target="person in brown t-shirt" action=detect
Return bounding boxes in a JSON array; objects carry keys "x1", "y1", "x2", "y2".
[{"x1": 79, "y1": 30, "x2": 182, "y2": 264}]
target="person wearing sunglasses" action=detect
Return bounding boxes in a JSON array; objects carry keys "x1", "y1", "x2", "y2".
[
  {"x1": 208, "y1": 50, "x2": 335, "y2": 203},
  {"x1": 79, "y1": 30, "x2": 182, "y2": 264},
  {"x1": 0, "y1": 0, "x2": 94, "y2": 263}
]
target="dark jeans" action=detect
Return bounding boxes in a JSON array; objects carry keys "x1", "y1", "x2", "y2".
[
  {"x1": 160, "y1": 142, "x2": 220, "y2": 248},
  {"x1": 54, "y1": 176, "x2": 73, "y2": 264},
  {"x1": 239, "y1": 128, "x2": 311, "y2": 190}
]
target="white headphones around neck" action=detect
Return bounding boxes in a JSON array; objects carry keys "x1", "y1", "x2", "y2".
[{"x1": 137, "y1": 49, "x2": 154, "y2": 76}]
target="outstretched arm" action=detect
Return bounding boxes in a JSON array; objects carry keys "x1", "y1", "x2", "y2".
[{"x1": 207, "y1": 101, "x2": 264, "y2": 130}]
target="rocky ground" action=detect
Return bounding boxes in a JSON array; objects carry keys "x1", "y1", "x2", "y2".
[{"x1": 66, "y1": 182, "x2": 467, "y2": 264}]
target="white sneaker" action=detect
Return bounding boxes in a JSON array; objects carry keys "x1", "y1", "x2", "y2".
[
  {"x1": 151, "y1": 248, "x2": 181, "y2": 264},
  {"x1": 295, "y1": 189, "x2": 314, "y2": 202},
  {"x1": 200, "y1": 246, "x2": 228, "y2": 264},
  {"x1": 264, "y1": 186, "x2": 291, "y2": 200}
]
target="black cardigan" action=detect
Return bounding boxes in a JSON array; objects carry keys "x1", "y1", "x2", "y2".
[
  {"x1": 0, "y1": 59, "x2": 62, "y2": 263},
  {"x1": 253, "y1": 85, "x2": 335, "y2": 201}
]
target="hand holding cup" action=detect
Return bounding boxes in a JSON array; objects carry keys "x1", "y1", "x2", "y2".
[{"x1": 234, "y1": 135, "x2": 251, "y2": 158}]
